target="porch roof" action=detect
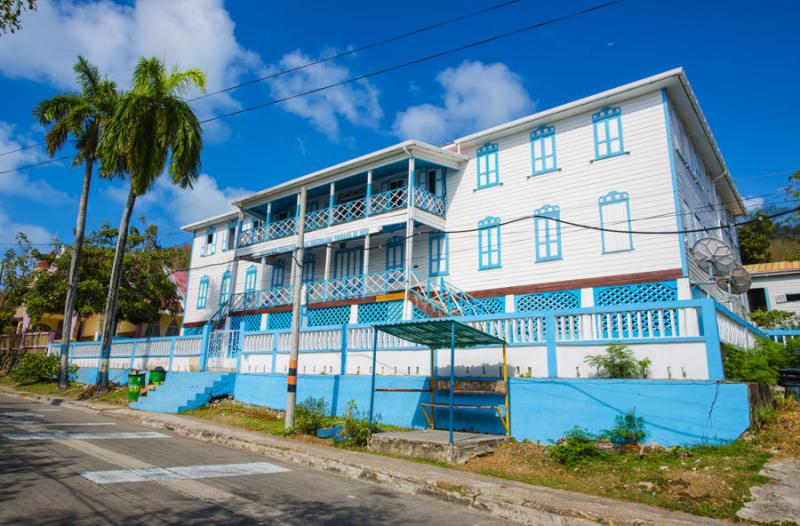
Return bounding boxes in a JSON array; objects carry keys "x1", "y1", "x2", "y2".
[
  {"x1": 231, "y1": 140, "x2": 467, "y2": 208},
  {"x1": 375, "y1": 320, "x2": 505, "y2": 348}
]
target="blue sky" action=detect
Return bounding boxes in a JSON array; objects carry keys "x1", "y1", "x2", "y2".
[{"x1": 0, "y1": 0, "x2": 797, "y2": 248}]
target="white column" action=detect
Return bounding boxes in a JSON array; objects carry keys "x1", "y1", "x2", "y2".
[
  {"x1": 323, "y1": 243, "x2": 333, "y2": 301},
  {"x1": 403, "y1": 156, "x2": 415, "y2": 319},
  {"x1": 362, "y1": 232, "x2": 371, "y2": 292},
  {"x1": 366, "y1": 170, "x2": 373, "y2": 216},
  {"x1": 260, "y1": 256, "x2": 268, "y2": 289},
  {"x1": 328, "y1": 182, "x2": 336, "y2": 226}
]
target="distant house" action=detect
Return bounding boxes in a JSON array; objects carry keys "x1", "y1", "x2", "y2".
[
  {"x1": 14, "y1": 266, "x2": 187, "y2": 340},
  {"x1": 744, "y1": 261, "x2": 800, "y2": 315}
]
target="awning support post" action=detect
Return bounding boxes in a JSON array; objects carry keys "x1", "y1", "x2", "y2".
[{"x1": 368, "y1": 326, "x2": 379, "y2": 426}]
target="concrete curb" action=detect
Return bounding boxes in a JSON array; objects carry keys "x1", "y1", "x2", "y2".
[{"x1": 0, "y1": 387, "x2": 733, "y2": 526}]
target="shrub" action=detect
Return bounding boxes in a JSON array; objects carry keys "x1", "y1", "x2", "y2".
[
  {"x1": 549, "y1": 427, "x2": 609, "y2": 466},
  {"x1": 343, "y1": 400, "x2": 380, "y2": 447},
  {"x1": 602, "y1": 410, "x2": 647, "y2": 446},
  {"x1": 722, "y1": 338, "x2": 800, "y2": 385},
  {"x1": 585, "y1": 343, "x2": 651, "y2": 378},
  {"x1": 750, "y1": 309, "x2": 799, "y2": 329},
  {"x1": 10, "y1": 353, "x2": 76, "y2": 384},
  {"x1": 292, "y1": 396, "x2": 328, "y2": 435}
]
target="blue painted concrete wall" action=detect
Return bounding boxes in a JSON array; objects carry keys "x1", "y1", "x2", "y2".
[
  {"x1": 73, "y1": 367, "x2": 146, "y2": 386},
  {"x1": 72, "y1": 369, "x2": 751, "y2": 446}
]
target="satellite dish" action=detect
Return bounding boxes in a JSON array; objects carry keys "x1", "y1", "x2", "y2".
[
  {"x1": 691, "y1": 237, "x2": 736, "y2": 277},
  {"x1": 715, "y1": 265, "x2": 752, "y2": 295}
]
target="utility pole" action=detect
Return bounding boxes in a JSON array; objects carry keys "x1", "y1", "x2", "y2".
[{"x1": 285, "y1": 185, "x2": 307, "y2": 430}]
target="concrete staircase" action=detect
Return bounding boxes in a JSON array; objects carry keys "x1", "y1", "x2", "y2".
[{"x1": 129, "y1": 372, "x2": 235, "y2": 414}]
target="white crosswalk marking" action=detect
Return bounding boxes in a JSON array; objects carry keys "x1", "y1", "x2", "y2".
[
  {"x1": 3, "y1": 431, "x2": 169, "y2": 441},
  {"x1": 0, "y1": 412, "x2": 44, "y2": 418},
  {"x1": 82, "y1": 462, "x2": 290, "y2": 484},
  {"x1": 43, "y1": 423, "x2": 119, "y2": 427}
]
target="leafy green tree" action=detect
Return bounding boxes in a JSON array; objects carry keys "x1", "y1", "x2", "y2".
[
  {"x1": 0, "y1": 234, "x2": 42, "y2": 332},
  {"x1": 33, "y1": 56, "x2": 118, "y2": 389},
  {"x1": 722, "y1": 338, "x2": 800, "y2": 385},
  {"x1": 737, "y1": 212, "x2": 776, "y2": 264},
  {"x1": 0, "y1": 0, "x2": 35, "y2": 35},
  {"x1": 95, "y1": 57, "x2": 205, "y2": 393}
]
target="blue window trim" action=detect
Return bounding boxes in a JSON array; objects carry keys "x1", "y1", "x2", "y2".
[
  {"x1": 530, "y1": 125, "x2": 558, "y2": 176},
  {"x1": 221, "y1": 221, "x2": 236, "y2": 252},
  {"x1": 245, "y1": 265, "x2": 258, "y2": 292},
  {"x1": 475, "y1": 143, "x2": 500, "y2": 189},
  {"x1": 478, "y1": 216, "x2": 502, "y2": 270},
  {"x1": 385, "y1": 235, "x2": 405, "y2": 272},
  {"x1": 598, "y1": 191, "x2": 634, "y2": 254},
  {"x1": 219, "y1": 270, "x2": 231, "y2": 306},
  {"x1": 429, "y1": 233, "x2": 449, "y2": 276},
  {"x1": 302, "y1": 252, "x2": 316, "y2": 283},
  {"x1": 270, "y1": 262, "x2": 284, "y2": 288},
  {"x1": 333, "y1": 247, "x2": 363, "y2": 278},
  {"x1": 201, "y1": 226, "x2": 216, "y2": 257},
  {"x1": 592, "y1": 107, "x2": 625, "y2": 160},
  {"x1": 534, "y1": 204, "x2": 562, "y2": 262},
  {"x1": 197, "y1": 275, "x2": 209, "y2": 309}
]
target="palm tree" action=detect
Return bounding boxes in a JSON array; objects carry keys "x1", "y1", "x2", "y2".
[
  {"x1": 95, "y1": 57, "x2": 205, "y2": 393},
  {"x1": 33, "y1": 57, "x2": 118, "y2": 390}
]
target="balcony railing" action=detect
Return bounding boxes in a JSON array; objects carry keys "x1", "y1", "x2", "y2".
[
  {"x1": 231, "y1": 269, "x2": 407, "y2": 311},
  {"x1": 238, "y1": 185, "x2": 442, "y2": 248}
]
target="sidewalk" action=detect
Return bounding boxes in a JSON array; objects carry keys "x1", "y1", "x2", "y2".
[{"x1": 0, "y1": 386, "x2": 733, "y2": 526}]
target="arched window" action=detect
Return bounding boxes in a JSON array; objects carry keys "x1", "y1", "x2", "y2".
[
  {"x1": 598, "y1": 191, "x2": 633, "y2": 253},
  {"x1": 197, "y1": 276, "x2": 209, "y2": 309},
  {"x1": 531, "y1": 125, "x2": 557, "y2": 175},
  {"x1": 476, "y1": 143, "x2": 499, "y2": 189},
  {"x1": 219, "y1": 270, "x2": 231, "y2": 305},
  {"x1": 478, "y1": 216, "x2": 501, "y2": 270},
  {"x1": 592, "y1": 107, "x2": 624, "y2": 159},
  {"x1": 534, "y1": 204, "x2": 562, "y2": 262}
]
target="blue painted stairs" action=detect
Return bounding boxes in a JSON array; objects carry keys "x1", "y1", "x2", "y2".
[{"x1": 129, "y1": 372, "x2": 235, "y2": 413}]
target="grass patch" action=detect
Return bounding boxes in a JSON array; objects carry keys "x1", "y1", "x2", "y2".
[
  {"x1": 0, "y1": 375, "x2": 128, "y2": 405},
  {"x1": 184, "y1": 400, "x2": 287, "y2": 436}
]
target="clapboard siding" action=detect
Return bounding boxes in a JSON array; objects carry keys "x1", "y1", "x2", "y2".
[{"x1": 443, "y1": 91, "x2": 682, "y2": 294}]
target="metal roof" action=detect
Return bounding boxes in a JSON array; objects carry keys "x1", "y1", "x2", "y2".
[
  {"x1": 375, "y1": 320, "x2": 504, "y2": 348},
  {"x1": 744, "y1": 261, "x2": 800, "y2": 276}
]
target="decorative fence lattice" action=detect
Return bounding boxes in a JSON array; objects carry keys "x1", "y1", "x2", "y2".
[
  {"x1": 358, "y1": 300, "x2": 403, "y2": 324},
  {"x1": 413, "y1": 187, "x2": 446, "y2": 216},
  {"x1": 267, "y1": 217, "x2": 296, "y2": 240},
  {"x1": 330, "y1": 198, "x2": 367, "y2": 224},
  {"x1": 370, "y1": 187, "x2": 407, "y2": 214},
  {"x1": 183, "y1": 326, "x2": 203, "y2": 336},
  {"x1": 307, "y1": 306, "x2": 351, "y2": 327},
  {"x1": 230, "y1": 314, "x2": 262, "y2": 332},
  {"x1": 268, "y1": 311, "x2": 293, "y2": 330},
  {"x1": 516, "y1": 290, "x2": 581, "y2": 312},
  {"x1": 594, "y1": 281, "x2": 678, "y2": 338},
  {"x1": 471, "y1": 296, "x2": 505, "y2": 314},
  {"x1": 238, "y1": 226, "x2": 267, "y2": 247},
  {"x1": 305, "y1": 208, "x2": 329, "y2": 231},
  {"x1": 412, "y1": 306, "x2": 430, "y2": 319}
]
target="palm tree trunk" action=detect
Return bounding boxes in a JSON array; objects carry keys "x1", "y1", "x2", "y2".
[
  {"x1": 58, "y1": 158, "x2": 93, "y2": 390},
  {"x1": 95, "y1": 187, "x2": 136, "y2": 394}
]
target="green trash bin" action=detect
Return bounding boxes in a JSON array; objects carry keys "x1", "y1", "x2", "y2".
[
  {"x1": 127, "y1": 371, "x2": 145, "y2": 402},
  {"x1": 149, "y1": 367, "x2": 167, "y2": 385}
]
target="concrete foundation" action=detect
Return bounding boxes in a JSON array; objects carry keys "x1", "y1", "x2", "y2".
[{"x1": 368, "y1": 430, "x2": 505, "y2": 464}]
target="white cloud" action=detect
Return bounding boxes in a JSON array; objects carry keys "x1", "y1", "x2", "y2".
[
  {"x1": 393, "y1": 61, "x2": 534, "y2": 144},
  {"x1": 744, "y1": 197, "x2": 765, "y2": 214},
  {"x1": 266, "y1": 50, "x2": 383, "y2": 141},
  {"x1": 0, "y1": 206, "x2": 52, "y2": 245},
  {"x1": 104, "y1": 174, "x2": 250, "y2": 228},
  {"x1": 0, "y1": 122, "x2": 71, "y2": 203},
  {"x1": 0, "y1": 0, "x2": 260, "y2": 139}
]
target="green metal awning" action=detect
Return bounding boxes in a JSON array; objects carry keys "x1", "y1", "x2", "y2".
[{"x1": 374, "y1": 320, "x2": 505, "y2": 348}]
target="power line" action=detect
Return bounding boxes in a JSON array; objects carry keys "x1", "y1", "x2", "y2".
[
  {"x1": 0, "y1": 154, "x2": 72, "y2": 175},
  {"x1": 0, "y1": 143, "x2": 40, "y2": 157},
  {"x1": 198, "y1": 0, "x2": 624, "y2": 124},
  {"x1": 188, "y1": 0, "x2": 523, "y2": 102}
]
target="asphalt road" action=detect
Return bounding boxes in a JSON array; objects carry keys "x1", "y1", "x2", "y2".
[{"x1": 0, "y1": 394, "x2": 508, "y2": 525}]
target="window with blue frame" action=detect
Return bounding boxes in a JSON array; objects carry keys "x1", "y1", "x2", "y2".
[
  {"x1": 598, "y1": 191, "x2": 633, "y2": 253},
  {"x1": 534, "y1": 204, "x2": 562, "y2": 262},
  {"x1": 302, "y1": 253, "x2": 316, "y2": 283},
  {"x1": 592, "y1": 107, "x2": 624, "y2": 159},
  {"x1": 270, "y1": 261, "x2": 284, "y2": 288},
  {"x1": 385, "y1": 236, "x2": 405, "y2": 271},
  {"x1": 221, "y1": 221, "x2": 237, "y2": 252},
  {"x1": 201, "y1": 226, "x2": 216, "y2": 256},
  {"x1": 429, "y1": 233, "x2": 448, "y2": 276},
  {"x1": 197, "y1": 276, "x2": 209, "y2": 309},
  {"x1": 531, "y1": 125, "x2": 557, "y2": 175},
  {"x1": 478, "y1": 216, "x2": 501, "y2": 270},
  {"x1": 219, "y1": 271, "x2": 231, "y2": 305},
  {"x1": 476, "y1": 143, "x2": 499, "y2": 189}
]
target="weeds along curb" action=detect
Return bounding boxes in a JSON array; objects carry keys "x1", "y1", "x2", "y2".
[{"x1": 0, "y1": 386, "x2": 733, "y2": 526}]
